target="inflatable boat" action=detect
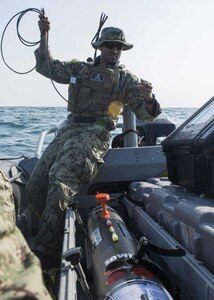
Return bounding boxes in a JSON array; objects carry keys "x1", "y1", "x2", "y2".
[{"x1": 1, "y1": 99, "x2": 214, "y2": 300}]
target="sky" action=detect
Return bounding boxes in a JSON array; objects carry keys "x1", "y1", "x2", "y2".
[{"x1": 1, "y1": 0, "x2": 214, "y2": 108}]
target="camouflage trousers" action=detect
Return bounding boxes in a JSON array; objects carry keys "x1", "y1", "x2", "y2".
[
  {"x1": 0, "y1": 170, "x2": 51, "y2": 300},
  {"x1": 27, "y1": 122, "x2": 110, "y2": 258}
]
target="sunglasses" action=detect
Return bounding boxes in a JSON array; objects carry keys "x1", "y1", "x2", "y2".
[{"x1": 103, "y1": 42, "x2": 124, "y2": 51}]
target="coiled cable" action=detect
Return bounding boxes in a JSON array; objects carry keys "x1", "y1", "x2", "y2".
[
  {"x1": 1, "y1": 8, "x2": 68, "y2": 102},
  {"x1": 1, "y1": 8, "x2": 43, "y2": 74},
  {"x1": 1, "y1": 9, "x2": 108, "y2": 102}
]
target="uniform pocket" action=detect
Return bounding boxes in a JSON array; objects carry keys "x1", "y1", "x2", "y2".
[{"x1": 77, "y1": 87, "x2": 91, "y2": 110}]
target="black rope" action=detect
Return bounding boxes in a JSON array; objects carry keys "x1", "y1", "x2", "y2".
[
  {"x1": 1, "y1": 9, "x2": 108, "y2": 102},
  {"x1": 1, "y1": 8, "x2": 68, "y2": 102},
  {"x1": 111, "y1": 129, "x2": 140, "y2": 148},
  {"x1": 0, "y1": 8, "x2": 44, "y2": 74}
]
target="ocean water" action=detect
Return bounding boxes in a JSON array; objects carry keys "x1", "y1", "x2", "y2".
[{"x1": 0, "y1": 106, "x2": 197, "y2": 158}]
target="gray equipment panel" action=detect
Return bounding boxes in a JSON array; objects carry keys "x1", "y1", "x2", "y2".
[
  {"x1": 123, "y1": 194, "x2": 214, "y2": 300},
  {"x1": 90, "y1": 146, "x2": 167, "y2": 185},
  {"x1": 129, "y1": 180, "x2": 214, "y2": 274}
]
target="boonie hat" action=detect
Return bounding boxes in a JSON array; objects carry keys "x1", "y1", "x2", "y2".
[{"x1": 92, "y1": 27, "x2": 133, "y2": 51}]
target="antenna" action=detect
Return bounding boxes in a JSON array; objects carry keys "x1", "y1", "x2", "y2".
[{"x1": 91, "y1": 12, "x2": 108, "y2": 61}]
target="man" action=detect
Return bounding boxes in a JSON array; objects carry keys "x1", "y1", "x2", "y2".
[
  {"x1": 0, "y1": 170, "x2": 51, "y2": 299},
  {"x1": 27, "y1": 15, "x2": 161, "y2": 269}
]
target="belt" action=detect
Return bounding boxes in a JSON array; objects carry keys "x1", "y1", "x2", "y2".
[
  {"x1": 72, "y1": 115, "x2": 99, "y2": 123},
  {"x1": 72, "y1": 115, "x2": 110, "y2": 130}
]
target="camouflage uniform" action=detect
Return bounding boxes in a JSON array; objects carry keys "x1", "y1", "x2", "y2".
[
  {"x1": 27, "y1": 27, "x2": 161, "y2": 261},
  {"x1": 0, "y1": 170, "x2": 51, "y2": 300},
  {"x1": 29, "y1": 123, "x2": 110, "y2": 258}
]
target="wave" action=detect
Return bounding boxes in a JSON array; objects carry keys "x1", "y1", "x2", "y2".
[{"x1": 0, "y1": 106, "x2": 197, "y2": 158}]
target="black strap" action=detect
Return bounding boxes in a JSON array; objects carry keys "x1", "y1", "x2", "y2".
[
  {"x1": 123, "y1": 129, "x2": 139, "y2": 137},
  {"x1": 72, "y1": 116, "x2": 98, "y2": 123},
  {"x1": 72, "y1": 115, "x2": 110, "y2": 131}
]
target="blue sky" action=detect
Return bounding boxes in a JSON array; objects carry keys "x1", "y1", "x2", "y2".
[{"x1": 1, "y1": 0, "x2": 214, "y2": 108}]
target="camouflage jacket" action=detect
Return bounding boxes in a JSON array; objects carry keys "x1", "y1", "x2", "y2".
[
  {"x1": 0, "y1": 170, "x2": 51, "y2": 300},
  {"x1": 35, "y1": 49, "x2": 161, "y2": 129}
]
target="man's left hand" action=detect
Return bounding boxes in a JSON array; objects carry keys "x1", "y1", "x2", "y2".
[{"x1": 137, "y1": 79, "x2": 153, "y2": 101}]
